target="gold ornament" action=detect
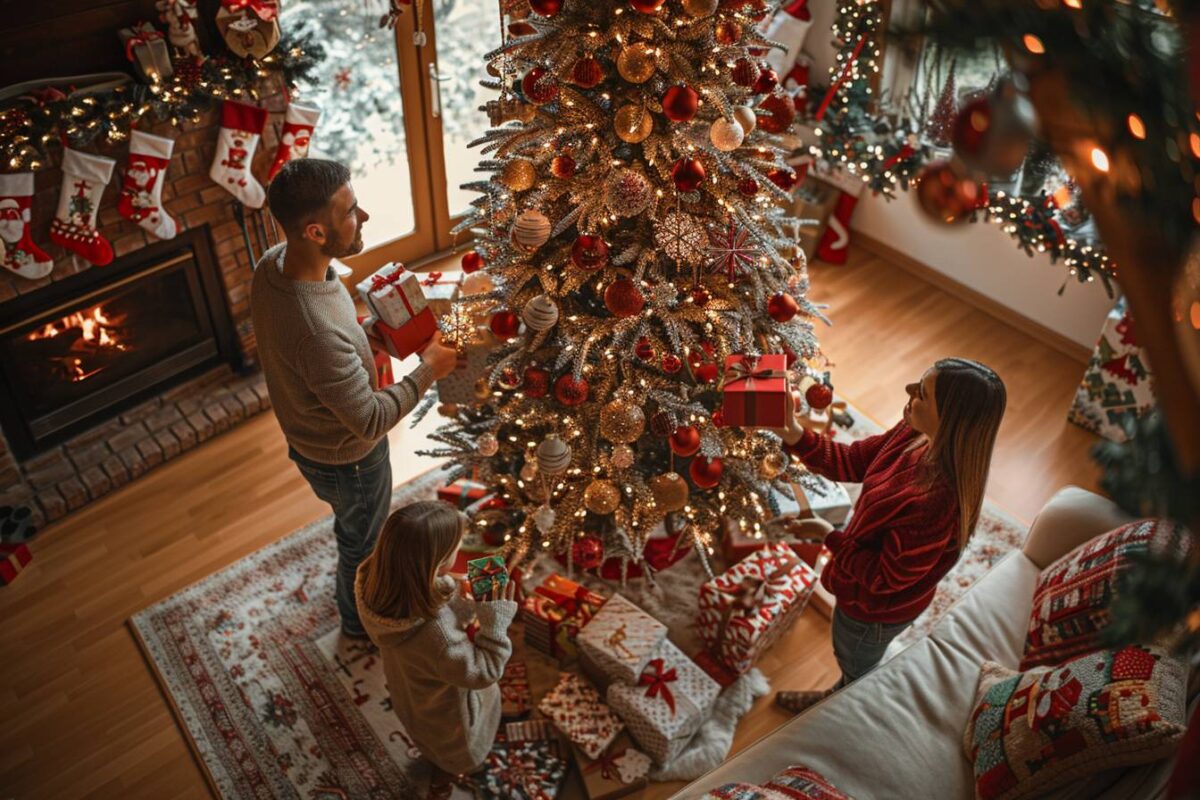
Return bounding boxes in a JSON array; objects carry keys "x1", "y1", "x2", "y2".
[
  {"x1": 732, "y1": 105, "x2": 756, "y2": 134},
  {"x1": 598, "y1": 397, "x2": 646, "y2": 443},
  {"x1": 520, "y1": 461, "x2": 538, "y2": 482},
  {"x1": 681, "y1": 0, "x2": 719, "y2": 16},
  {"x1": 537, "y1": 433, "x2": 572, "y2": 475},
  {"x1": 474, "y1": 378, "x2": 491, "y2": 400},
  {"x1": 614, "y1": 104, "x2": 654, "y2": 143},
  {"x1": 511, "y1": 209, "x2": 552, "y2": 251},
  {"x1": 648, "y1": 472, "x2": 689, "y2": 512},
  {"x1": 500, "y1": 159, "x2": 537, "y2": 191},
  {"x1": 583, "y1": 479, "x2": 621, "y2": 515},
  {"x1": 710, "y1": 118, "x2": 745, "y2": 152},
  {"x1": 616, "y1": 42, "x2": 657, "y2": 84},
  {"x1": 760, "y1": 450, "x2": 789, "y2": 480},
  {"x1": 610, "y1": 444, "x2": 635, "y2": 469}
]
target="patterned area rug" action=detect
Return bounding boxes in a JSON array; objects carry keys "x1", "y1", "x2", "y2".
[{"x1": 130, "y1": 401, "x2": 1028, "y2": 800}]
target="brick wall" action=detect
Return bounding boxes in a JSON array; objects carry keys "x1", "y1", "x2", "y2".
[{"x1": 0, "y1": 94, "x2": 289, "y2": 530}]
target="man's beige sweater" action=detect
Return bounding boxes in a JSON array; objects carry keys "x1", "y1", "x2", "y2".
[{"x1": 250, "y1": 244, "x2": 433, "y2": 465}]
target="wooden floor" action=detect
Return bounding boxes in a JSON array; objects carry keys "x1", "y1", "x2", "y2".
[{"x1": 0, "y1": 244, "x2": 1103, "y2": 799}]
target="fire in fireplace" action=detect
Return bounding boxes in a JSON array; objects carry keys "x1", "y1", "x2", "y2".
[{"x1": 27, "y1": 302, "x2": 131, "y2": 384}]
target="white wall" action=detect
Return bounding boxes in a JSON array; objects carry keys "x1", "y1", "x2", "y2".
[{"x1": 850, "y1": 190, "x2": 1116, "y2": 349}]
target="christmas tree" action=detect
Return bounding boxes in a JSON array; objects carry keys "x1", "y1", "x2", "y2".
[
  {"x1": 925, "y1": 57, "x2": 956, "y2": 148},
  {"x1": 424, "y1": 0, "x2": 827, "y2": 579}
]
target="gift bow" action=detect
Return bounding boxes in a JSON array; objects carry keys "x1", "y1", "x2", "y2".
[
  {"x1": 472, "y1": 560, "x2": 506, "y2": 581},
  {"x1": 421, "y1": 271, "x2": 445, "y2": 286},
  {"x1": 638, "y1": 658, "x2": 678, "y2": 716},
  {"x1": 369, "y1": 268, "x2": 406, "y2": 292},
  {"x1": 720, "y1": 357, "x2": 787, "y2": 390},
  {"x1": 713, "y1": 553, "x2": 801, "y2": 650},
  {"x1": 536, "y1": 580, "x2": 600, "y2": 616},
  {"x1": 583, "y1": 748, "x2": 633, "y2": 783},
  {"x1": 220, "y1": 0, "x2": 279, "y2": 20},
  {"x1": 123, "y1": 23, "x2": 166, "y2": 61}
]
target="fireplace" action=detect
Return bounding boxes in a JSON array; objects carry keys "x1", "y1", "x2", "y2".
[{"x1": 0, "y1": 228, "x2": 238, "y2": 460}]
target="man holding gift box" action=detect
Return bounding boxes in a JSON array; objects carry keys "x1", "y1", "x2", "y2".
[{"x1": 252, "y1": 158, "x2": 457, "y2": 638}]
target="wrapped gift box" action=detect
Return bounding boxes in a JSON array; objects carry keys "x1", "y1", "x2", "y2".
[
  {"x1": 215, "y1": 0, "x2": 280, "y2": 59},
  {"x1": 1067, "y1": 297, "x2": 1155, "y2": 442},
  {"x1": 0, "y1": 542, "x2": 32, "y2": 586},
  {"x1": 436, "y1": 478, "x2": 490, "y2": 509},
  {"x1": 792, "y1": 174, "x2": 839, "y2": 257},
  {"x1": 476, "y1": 738, "x2": 568, "y2": 800},
  {"x1": 467, "y1": 555, "x2": 508, "y2": 599},
  {"x1": 537, "y1": 672, "x2": 624, "y2": 760},
  {"x1": 118, "y1": 21, "x2": 173, "y2": 83},
  {"x1": 691, "y1": 649, "x2": 741, "y2": 689},
  {"x1": 357, "y1": 314, "x2": 395, "y2": 389},
  {"x1": 437, "y1": 324, "x2": 497, "y2": 404},
  {"x1": 505, "y1": 718, "x2": 558, "y2": 744},
  {"x1": 357, "y1": 264, "x2": 431, "y2": 329},
  {"x1": 720, "y1": 354, "x2": 789, "y2": 428},
  {"x1": 775, "y1": 478, "x2": 852, "y2": 527},
  {"x1": 362, "y1": 312, "x2": 436, "y2": 360},
  {"x1": 416, "y1": 270, "x2": 463, "y2": 317},
  {"x1": 697, "y1": 543, "x2": 818, "y2": 674},
  {"x1": 499, "y1": 656, "x2": 531, "y2": 718},
  {"x1": 522, "y1": 574, "x2": 606, "y2": 660},
  {"x1": 573, "y1": 733, "x2": 653, "y2": 800},
  {"x1": 577, "y1": 594, "x2": 668, "y2": 686},
  {"x1": 606, "y1": 638, "x2": 721, "y2": 765}
]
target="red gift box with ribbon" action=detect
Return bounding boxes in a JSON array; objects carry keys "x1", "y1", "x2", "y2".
[
  {"x1": 435, "y1": 478, "x2": 489, "y2": 509},
  {"x1": 720, "y1": 354, "x2": 789, "y2": 428},
  {"x1": 521, "y1": 574, "x2": 606, "y2": 660},
  {"x1": 0, "y1": 542, "x2": 32, "y2": 586}
]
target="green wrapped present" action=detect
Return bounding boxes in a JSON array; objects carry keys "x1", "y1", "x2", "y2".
[{"x1": 467, "y1": 555, "x2": 508, "y2": 600}]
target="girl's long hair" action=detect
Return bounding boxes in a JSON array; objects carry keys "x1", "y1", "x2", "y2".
[
  {"x1": 926, "y1": 358, "x2": 1007, "y2": 551},
  {"x1": 359, "y1": 501, "x2": 466, "y2": 620}
]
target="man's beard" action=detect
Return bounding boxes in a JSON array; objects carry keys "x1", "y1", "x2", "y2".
[{"x1": 320, "y1": 227, "x2": 364, "y2": 258}]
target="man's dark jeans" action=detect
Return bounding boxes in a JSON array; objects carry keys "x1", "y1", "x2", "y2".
[{"x1": 289, "y1": 439, "x2": 392, "y2": 636}]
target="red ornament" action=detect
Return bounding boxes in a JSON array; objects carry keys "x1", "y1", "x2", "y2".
[
  {"x1": 554, "y1": 374, "x2": 590, "y2": 406},
  {"x1": 711, "y1": 407, "x2": 727, "y2": 427},
  {"x1": 714, "y1": 19, "x2": 742, "y2": 44},
  {"x1": 695, "y1": 362, "x2": 719, "y2": 384},
  {"x1": 767, "y1": 292, "x2": 799, "y2": 322},
  {"x1": 572, "y1": 55, "x2": 604, "y2": 88},
  {"x1": 756, "y1": 92, "x2": 795, "y2": 134},
  {"x1": 662, "y1": 353, "x2": 682, "y2": 373},
  {"x1": 671, "y1": 157, "x2": 707, "y2": 192},
  {"x1": 461, "y1": 250, "x2": 485, "y2": 273},
  {"x1": 806, "y1": 381, "x2": 833, "y2": 410},
  {"x1": 650, "y1": 411, "x2": 674, "y2": 436},
  {"x1": 522, "y1": 67, "x2": 559, "y2": 104},
  {"x1": 482, "y1": 520, "x2": 508, "y2": 547},
  {"x1": 551, "y1": 154, "x2": 577, "y2": 178},
  {"x1": 752, "y1": 67, "x2": 779, "y2": 94},
  {"x1": 915, "y1": 161, "x2": 981, "y2": 224},
  {"x1": 629, "y1": 0, "x2": 666, "y2": 12},
  {"x1": 687, "y1": 348, "x2": 704, "y2": 370},
  {"x1": 688, "y1": 455, "x2": 724, "y2": 489},
  {"x1": 499, "y1": 368, "x2": 521, "y2": 389},
  {"x1": 635, "y1": 336, "x2": 655, "y2": 361},
  {"x1": 508, "y1": 20, "x2": 537, "y2": 37},
  {"x1": 523, "y1": 366, "x2": 551, "y2": 397},
  {"x1": 669, "y1": 425, "x2": 701, "y2": 457},
  {"x1": 529, "y1": 0, "x2": 562, "y2": 16},
  {"x1": 691, "y1": 286, "x2": 710, "y2": 307},
  {"x1": 662, "y1": 85, "x2": 699, "y2": 122},
  {"x1": 571, "y1": 235, "x2": 610, "y2": 270},
  {"x1": 604, "y1": 277, "x2": 646, "y2": 317},
  {"x1": 737, "y1": 178, "x2": 760, "y2": 197},
  {"x1": 767, "y1": 167, "x2": 799, "y2": 191},
  {"x1": 489, "y1": 310, "x2": 522, "y2": 340},
  {"x1": 731, "y1": 58, "x2": 758, "y2": 87},
  {"x1": 572, "y1": 535, "x2": 605, "y2": 569}
]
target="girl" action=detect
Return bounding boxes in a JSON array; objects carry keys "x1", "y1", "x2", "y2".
[
  {"x1": 355, "y1": 501, "x2": 517, "y2": 799},
  {"x1": 774, "y1": 358, "x2": 1006, "y2": 714}
]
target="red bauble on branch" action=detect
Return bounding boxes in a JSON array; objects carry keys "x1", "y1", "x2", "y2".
[
  {"x1": 635, "y1": 336, "x2": 655, "y2": 361},
  {"x1": 650, "y1": 411, "x2": 674, "y2": 436},
  {"x1": 695, "y1": 362, "x2": 719, "y2": 384},
  {"x1": 752, "y1": 67, "x2": 779, "y2": 94},
  {"x1": 662, "y1": 353, "x2": 682, "y2": 373},
  {"x1": 551, "y1": 154, "x2": 576, "y2": 178},
  {"x1": 806, "y1": 381, "x2": 833, "y2": 410},
  {"x1": 522, "y1": 67, "x2": 559, "y2": 104},
  {"x1": 737, "y1": 178, "x2": 759, "y2": 196},
  {"x1": 711, "y1": 407, "x2": 727, "y2": 427},
  {"x1": 490, "y1": 310, "x2": 522, "y2": 340},
  {"x1": 689, "y1": 455, "x2": 724, "y2": 488},
  {"x1": 555, "y1": 374, "x2": 590, "y2": 406},
  {"x1": 767, "y1": 167, "x2": 799, "y2": 191},
  {"x1": 715, "y1": 19, "x2": 742, "y2": 44},
  {"x1": 529, "y1": 0, "x2": 562, "y2": 17},
  {"x1": 461, "y1": 250, "x2": 485, "y2": 273},
  {"x1": 662, "y1": 84, "x2": 699, "y2": 122},
  {"x1": 523, "y1": 366, "x2": 551, "y2": 397},
  {"x1": 571, "y1": 235, "x2": 609, "y2": 270},
  {"x1": 572, "y1": 55, "x2": 605, "y2": 88},
  {"x1": 731, "y1": 58, "x2": 758, "y2": 87},
  {"x1": 767, "y1": 292, "x2": 799, "y2": 322},
  {"x1": 572, "y1": 535, "x2": 605, "y2": 569},
  {"x1": 669, "y1": 425, "x2": 701, "y2": 456},
  {"x1": 672, "y1": 156, "x2": 707, "y2": 192},
  {"x1": 691, "y1": 286, "x2": 710, "y2": 307},
  {"x1": 951, "y1": 79, "x2": 1033, "y2": 178},
  {"x1": 630, "y1": 0, "x2": 666, "y2": 12},
  {"x1": 915, "y1": 160, "x2": 981, "y2": 224},
  {"x1": 756, "y1": 92, "x2": 795, "y2": 134},
  {"x1": 604, "y1": 277, "x2": 646, "y2": 317}
]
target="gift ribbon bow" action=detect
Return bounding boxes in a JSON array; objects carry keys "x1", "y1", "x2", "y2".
[
  {"x1": 536, "y1": 581, "x2": 600, "y2": 617},
  {"x1": 369, "y1": 268, "x2": 405, "y2": 292},
  {"x1": 720, "y1": 357, "x2": 787, "y2": 390},
  {"x1": 583, "y1": 749, "x2": 632, "y2": 783},
  {"x1": 220, "y1": 0, "x2": 279, "y2": 20},
  {"x1": 713, "y1": 553, "x2": 801, "y2": 649},
  {"x1": 124, "y1": 24, "x2": 166, "y2": 61},
  {"x1": 421, "y1": 271, "x2": 445, "y2": 286},
  {"x1": 472, "y1": 560, "x2": 506, "y2": 583},
  {"x1": 638, "y1": 658, "x2": 679, "y2": 716}
]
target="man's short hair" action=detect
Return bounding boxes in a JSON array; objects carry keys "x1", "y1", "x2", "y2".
[{"x1": 267, "y1": 158, "x2": 351, "y2": 233}]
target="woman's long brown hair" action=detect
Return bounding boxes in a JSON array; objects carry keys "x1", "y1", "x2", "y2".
[
  {"x1": 359, "y1": 501, "x2": 466, "y2": 620},
  {"x1": 926, "y1": 358, "x2": 1007, "y2": 551}
]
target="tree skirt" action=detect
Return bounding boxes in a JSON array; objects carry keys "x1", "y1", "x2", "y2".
[{"x1": 129, "y1": 401, "x2": 1027, "y2": 800}]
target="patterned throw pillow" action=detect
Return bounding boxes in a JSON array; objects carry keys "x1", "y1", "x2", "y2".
[
  {"x1": 701, "y1": 765, "x2": 852, "y2": 799},
  {"x1": 964, "y1": 645, "x2": 1187, "y2": 800},
  {"x1": 1021, "y1": 519, "x2": 1189, "y2": 670}
]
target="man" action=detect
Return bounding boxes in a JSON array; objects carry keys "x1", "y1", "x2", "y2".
[{"x1": 253, "y1": 158, "x2": 456, "y2": 638}]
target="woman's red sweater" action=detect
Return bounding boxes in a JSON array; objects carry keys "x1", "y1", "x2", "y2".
[{"x1": 785, "y1": 422, "x2": 960, "y2": 624}]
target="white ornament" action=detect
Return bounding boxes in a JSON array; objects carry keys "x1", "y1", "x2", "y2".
[
  {"x1": 522, "y1": 294, "x2": 559, "y2": 331},
  {"x1": 477, "y1": 432, "x2": 499, "y2": 456},
  {"x1": 536, "y1": 434, "x2": 572, "y2": 475},
  {"x1": 710, "y1": 118, "x2": 745, "y2": 152},
  {"x1": 533, "y1": 504, "x2": 557, "y2": 534},
  {"x1": 733, "y1": 105, "x2": 757, "y2": 135},
  {"x1": 462, "y1": 272, "x2": 495, "y2": 295},
  {"x1": 610, "y1": 444, "x2": 635, "y2": 469},
  {"x1": 512, "y1": 209, "x2": 552, "y2": 251}
]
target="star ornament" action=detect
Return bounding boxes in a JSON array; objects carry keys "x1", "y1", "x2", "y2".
[
  {"x1": 706, "y1": 220, "x2": 761, "y2": 281},
  {"x1": 655, "y1": 211, "x2": 707, "y2": 267}
]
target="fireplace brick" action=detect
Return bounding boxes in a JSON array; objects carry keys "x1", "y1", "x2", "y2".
[
  {"x1": 162, "y1": 366, "x2": 232, "y2": 404},
  {"x1": 155, "y1": 430, "x2": 181, "y2": 461},
  {"x1": 120, "y1": 397, "x2": 163, "y2": 427},
  {"x1": 220, "y1": 395, "x2": 245, "y2": 424},
  {"x1": 200, "y1": 185, "x2": 231, "y2": 206},
  {"x1": 109, "y1": 423, "x2": 151, "y2": 454},
  {"x1": 66, "y1": 417, "x2": 125, "y2": 450},
  {"x1": 119, "y1": 446, "x2": 147, "y2": 480},
  {"x1": 186, "y1": 412, "x2": 215, "y2": 443},
  {"x1": 69, "y1": 443, "x2": 112, "y2": 473},
  {"x1": 59, "y1": 478, "x2": 88, "y2": 511},
  {"x1": 136, "y1": 437, "x2": 164, "y2": 469},
  {"x1": 172, "y1": 173, "x2": 211, "y2": 196},
  {"x1": 205, "y1": 403, "x2": 231, "y2": 434},
  {"x1": 236, "y1": 387, "x2": 261, "y2": 416},
  {"x1": 253, "y1": 380, "x2": 272, "y2": 409},
  {"x1": 184, "y1": 204, "x2": 229, "y2": 231},
  {"x1": 22, "y1": 446, "x2": 67, "y2": 474},
  {"x1": 80, "y1": 467, "x2": 112, "y2": 501},
  {"x1": 0, "y1": 464, "x2": 19, "y2": 490},
  {"x1": 182, "y1": 150, "x2": 206, "y2": 175},
  {"x1": 36, "y1": 488, "x2": 67, "y2": 523},
  {"x1": 171, "y1": 420, "x2": 197, "y2": 451},
  {"x1": 27, "y1": 458, "x2": 77, "y2": 490},
  {"x1": 145, "y1": 405, "x2": 184, "y2": 434},
  {"x1": 0, "y1": 281, "x2": 17, "y2": 304},
  {"x1": 102, "y1": 454, "x2": 130, "y2": 489},
  {"x1": 114, "y1": 231, "x2": 149, "y2": 259},
  {"x1": 0, "y1": 483, "x2": 34, "y2": 511}
]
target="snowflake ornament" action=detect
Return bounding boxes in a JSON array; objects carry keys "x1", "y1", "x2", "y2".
[
  {"x1": 706, "y1": 220, "x2": 761, "y2": 281},
  {"x1": 655, "y1": 211, "x2": 707, "y2": 267}
]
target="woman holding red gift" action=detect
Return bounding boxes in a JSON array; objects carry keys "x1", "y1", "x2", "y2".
[{"x1": 773, "y1": 358, "x2": 1006, "y2": 714}]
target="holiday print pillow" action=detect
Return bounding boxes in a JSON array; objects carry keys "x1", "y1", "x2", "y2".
[
  {"x1": 1021, "y1": 519, "x2": 1190, "y2": 670},
  {"x1": 963, "y1": 645, "x2": 1187, "y2": 800},
  {"x1": 699, "y1": 765, "x2": 852, "y2": 800}
]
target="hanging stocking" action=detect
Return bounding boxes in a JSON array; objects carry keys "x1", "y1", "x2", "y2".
[
  {"x1": 118, "y1": 130, "x2": 177, "y2": 241},
  {"x1": 267, "y1": 103, "x2": 322, "y2": 181},
  {"x1": 50, "y1": 149, "x2": 116, "y2": 266},
  {"x1": 0, "y1": 173, "x2": 54, "y2": 280},
  {"x1": 209, "y1": 100, "x2": 268, "y2": 208},
  {"x1": 763, "y1": 0, "x2": 813, "y2": 77},
  {"x1": 815, "y1": 170, "x2": 863, "y2": 265}
]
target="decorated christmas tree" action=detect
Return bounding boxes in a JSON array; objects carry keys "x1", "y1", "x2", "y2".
[{"x1": 422, "y1": 0, "x2": 827, "y2": 579}]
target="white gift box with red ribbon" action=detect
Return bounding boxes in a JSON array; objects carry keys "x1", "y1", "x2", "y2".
[
  {"x1": 357, "y1": 264, "x2": 431, "y2": 329},
  {"x1": 697, "y1": 542, "x2": 818, "y2": 674},
  {"x1": 577, "y1": 594, "x2": 668, "y2": 687}
]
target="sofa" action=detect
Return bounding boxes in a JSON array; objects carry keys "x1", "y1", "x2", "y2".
[{"x1": 671, "y1": 486, "x2": 1196, "y2": 799}]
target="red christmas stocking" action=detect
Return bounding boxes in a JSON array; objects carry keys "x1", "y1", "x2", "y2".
[
  {"x1": 0, "y1": 172, "x2": 54, "y2": 280},
  {"x1": 118, "y1": 129, "x2": 177, "y2": 241},
  {"x1": 268, "y1": 102, "x2": 321, "y2": 181},
  {"x1": 764, "y1": 0, "x2": 813, "y2": 76},
  {"x1": 815, "y1": 171, "x2": 863, "y2": 265},
  {"x1": 50, "y1": 148, "x2": 116, "y2": 266},
  {"x1": 209, "y1": 100, "x2": 268, "y2": 208}
]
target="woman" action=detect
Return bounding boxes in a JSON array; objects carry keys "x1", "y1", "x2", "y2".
[
  {"x1": 774, "y1": 357, "x2": 1006, "y2": 714},
  {"x1": 355, "y1": 501, "x2": 517, "y2": 799}
]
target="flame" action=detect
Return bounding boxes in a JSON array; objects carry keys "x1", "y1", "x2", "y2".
[{"x1": 26, "y1": 301, "x2": 131, "y2": 383}]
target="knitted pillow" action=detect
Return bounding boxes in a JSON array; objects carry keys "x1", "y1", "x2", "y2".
[
  {"x1": 963, "y1": 645, "x2": 1187, "y2": 800},
  {"x1": 1021, "y1": 519, "x2": 1188, "y2": 670},
  {"x1": 700, "y1": 765, "x2": 851, "y2": 799}
]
